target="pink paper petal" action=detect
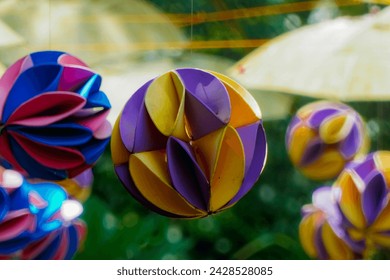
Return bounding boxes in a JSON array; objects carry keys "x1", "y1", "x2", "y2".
[
  {"x1": 0, "y1": 133, "x2": 27, "y2": 174},
  {"x1": 53, "y1": 230, "x2": 69, "y2": 260},
  {"x1": 21, "y1": 232, "x2": 57, "y2": 260},
  {"x1": 58, "y1": 53, "x2": 89, "y2": 68},
  {"x1": 7, "y1": 92, "x2": 86, "y2": 126},
  {"x1": 9, "y1": 132, "x2": 85, "y2": 169},
  {"x1": 0, "y1": 57, "x2": 25, "y2": 118},
  {"x1": 0, "y1": 209, "x2": 34, "y2": 241},
  {"x1": 93, "y1": 120, "x2": 112, "y2": 139},
  {"x1": 28, "y1": 191, "x2": 48, "y2": 209},
  {"x1": 58, "y1": 67, "x2": 94, "y2": 92},
  {"x1": 76, "y1": 110, "x2": 110, "y2": 132}
]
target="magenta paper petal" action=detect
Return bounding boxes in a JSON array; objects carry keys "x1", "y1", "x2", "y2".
[
  {"x1": 9, "y1": 132, "x2": 85, "y2": 169},
  {"x1": 176, "y1": 68, "x2": 231, "y2": 139},
  {"x1": 93, "y1": 120, "x2": 112, "y2": 140},
  {"x1": 362, "y1": 172, "x2": 387, "y2": 225},
  {"x1": 167, "y1": 137, "x2": 209, "y2": 211},
  {"x1": 58, "y1": 67, "x2": 94, "y2": 92},
  {"x1": 0, "y1": 57, "x2": 25, "y2": 118},
  {"x1": 0, "y1": 132, "x2": 27, "y2": 174},
  {"x1": 227, "y1": 122, "x2": 267, "y2": 206},
  {"x1": 76, "y1": 110, "x2": 110, "y2": 132},
  {"x1": 0, "y1": 209, "x2": 34, "y2": 242},
  {"x1": 58, "y1": 53, "x2": 89, "y2": 68},
  {"x1": 7, "y1": 92, "x2": 86, "y2": 126},
  {"x1": 114, "y1": 164, "x2": 184, "y2": 218}
]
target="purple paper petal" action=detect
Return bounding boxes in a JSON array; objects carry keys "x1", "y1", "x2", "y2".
[
  {"x1": 300, "y1": 138, "x2": 325, "y2": 166},
  {"x1": 315, "y1": 224, "x2": 329, "y2": 259},
  {"x1": 362, "y1": 172, "x2": 387, "y2": 225},
  {"x1": 176, "y1": 68, "x2": 230, "y2": 139},
  {"x1": 119, "y1": 81, "x2": 150, "y2": 152},
  {"x1": 339, "y1": 125, "x2": 361, "y2": 159},
  {"x1": 308, "y1": 108, "x2": 339, "y2": 128},
  {"x1": 114, "y1": 164, "x2": 184, "y2": 218},
  {"x1": 167, "y1": 137, "x2": 209, "y2": 211},
  {"x1": 353, "y1": 154, "x2": 375, "y2": 182},
  {"x1": 227, "y1": 121, "x2": 267, "y2": 206},
  {"x1": 119, "y1": 79, "x2": 167, "y2": 153}
]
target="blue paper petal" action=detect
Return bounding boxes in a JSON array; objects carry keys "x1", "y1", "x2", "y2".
[
  {"x1": 0, "y1": 189, "x2": 9, "y2": 222},
  {"x1": 30, "y1": 51, "x2": 64, "y2": 65},
  {"x1": 9, "y1": 123, "x2": 93, "y2": 147},
  {"x1": 84, "y1": 90, "x2": 111, "y2": 109},
  {"x1": 80, "y1": 138, "x2": 110, "y2": 165},
  {"x1": 77, "y1": 74, "x2": 101, "y2": 99}
]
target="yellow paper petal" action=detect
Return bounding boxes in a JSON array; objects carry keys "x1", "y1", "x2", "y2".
[
  {"x1": 299, "y1": 212, "x2": 320, "y2": 259},
  {"x1": 209, "y1": 126, "x2": 245, "y2": 211},
  {"x1": 322, "y1": 222, "x2": 355, "y2": 260},
  {"x1": 334, "y1": 171, "x2": 366, "y2": 229},
  {"x1": 288, "y1": 125, "x2": 316, "y2": 166},
  {"x1": 370, "y1": 202, "x2": 390, "y2": 232},
  {"x1": 192, "y1": 127, "x2": 225, "y2": 179},
  {"x1": 111, "y1": 114, "x2": 130, "y2": 165},
  {"x1": 144, "y1": 71, "x2": 189, "y2": 141},
  {"x1": 319, "y1": 114, "x2": 354, "y2": 144},
  {"x1": 300, "y1": 148, "x2": 345, "y2": 180},
  {"x1": 374, "y1": 151, "x2": 390, "y2": 187},
  {"x1": 208, "y1": 71, "x2": 261, "y2": 127},
  {"x1": 130, "y1": 150, "x2": 205, "y2": 217}
]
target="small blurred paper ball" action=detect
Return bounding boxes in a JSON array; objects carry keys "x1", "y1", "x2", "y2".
[
  {"x1": 286, "y1": 101, "x2": 369, "y2": 180},
  {"x1": 0, "y1": 51, "x2": 111, "y2": 180},
  {"x1": 56, "y1": 168, "x2": 93, "y2": 203},
  {"x1": 111, "y1": 68, "x2": 267, "y2": 218}
]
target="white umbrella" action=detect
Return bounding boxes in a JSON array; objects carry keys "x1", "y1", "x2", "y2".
[
  {"x1": 228, "y1": 6, "x2": 390, "y2": 101},
  {"x1": 0, "y1": 0, "x2": 186, "y2": 66},
  {"x1": 101, "y1": 52, "x2": 293, "y2": 125}
]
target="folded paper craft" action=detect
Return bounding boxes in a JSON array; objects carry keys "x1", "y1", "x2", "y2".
[
  {"x1": 300, "y1": 151, "x2": 390, "y2": 259},
  {"x1": 0, "y1": 51, "x2": 111, "y2": 180},
  {"x1": 286, "y1": 101, "x2": 369, "y2": 181},
  {"x1": 111, "y1": 68, "x2": 267, "y2": 218},
  {"x1": 56, "y1": 168, "x2": 93, "y2": 203},
  {"x1": 0, "y1": 166, "x2": 85, "y2": 259}
]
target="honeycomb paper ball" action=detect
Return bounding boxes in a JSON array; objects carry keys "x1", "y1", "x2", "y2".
[
  {"x1": 111, "y1": 68, "x2": 267, "y2": 218},
  {"x1": 0, "y1": 51, "x2": 111, "y2": 180},
  {"x1": 286, "y1": 101, "x2": 369, "y2": 180}
]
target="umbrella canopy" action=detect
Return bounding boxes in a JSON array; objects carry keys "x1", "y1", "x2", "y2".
[
  {"x1": 100, "y1": 52, "x2": 293, "y2": 125},
  {"x1": 228, "y1": 6, "x2": 390, "y2": 101},
  {"x1": 0, "y1": 0, "x2": 186, "y2": 66}
]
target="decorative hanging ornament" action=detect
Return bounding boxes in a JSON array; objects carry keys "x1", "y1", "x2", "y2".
[
  {"x1": 0, "y1": 51, "x2": 111, "y2": 180},
  {"x1": 56, "y1": 168, "x2": 93, "y2": 203},
  {"x1": 286, "y1": 101, "x2": 369, "y2": 180},
  {"x1": 0, "y1": 166, "x2": 86, "y2": 259},
  {"x1": 111, "y1": 68, "x2": 267, "y2": 218}
]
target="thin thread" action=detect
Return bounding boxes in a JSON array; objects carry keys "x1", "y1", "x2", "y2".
[{"x1": 48, "y1": 0, "x2": 51, "y2": 49}]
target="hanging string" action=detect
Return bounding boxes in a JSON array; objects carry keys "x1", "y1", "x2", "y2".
[{"x1": 190, "y1": 0, "x2": 194, "y2": 57}]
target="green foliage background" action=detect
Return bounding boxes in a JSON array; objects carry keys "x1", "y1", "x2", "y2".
[{"x1": 75, "y1": 0, "x2": 388, "y2": 260}]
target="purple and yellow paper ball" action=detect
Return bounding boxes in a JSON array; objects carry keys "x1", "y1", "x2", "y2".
[
  {"x1": 0, "y1": 51, "x2": 111, "y2": 180},
  {"x1": 286, "y1": 101, "x2": 369, "y2": 180},
  {"x1": 111, "y1": 68, "x2": 267, "y2": 218}
]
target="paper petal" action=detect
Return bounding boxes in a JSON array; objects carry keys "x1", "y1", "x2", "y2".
[
  {"x1": 176, "y1": 68, "x2": 230, "y2": 139},
  {"x1": 335, "y1": 171, "x2": 366, "y2": 229},
  {"x1": 371, "y1": 203, "x2": 390, "y2": 232},
  {"x1": 79, "y1": 138, "x2": 110, "y2": 165},
  {"x1": 362, "y1": 172, "x2": 387, "y2": 225},
  {"x1": 0, "y1": 132, "x2": 28, "y2": 174},
  {"x1": 339, "y1": 124, "x2": 362, "y2": 159},
  {"x1": 84, "y1": 90, "x2": 111, "y2": 109},
  {"x1": 211, "y1": 126, "x2": 245, "y2": 211},
  {"x1": 307, "y1": 108, "x2": 339, "y2": 129},
  {"x1": 119, "y1": 80, "x2": 151, "y2": 152},
  {"x1": 111, "y1": 116, "x2": 130, "y2": 165},
  {"x1": 319, "y1": 113, "x2": 354, "y2": 144},
  {"x1": 321, "y1": 222, "x2": 354, "y2": 259},
  {"x1": 6, "y1": 92, "x2": 86, "y2": 126},
  {"x1": 145, "y1": 71, "x2": 188, "y2": 140},
  {"x1": 0, "y1": 188, "x2": 8, "y2": 222},
  {"x1": 58, "y1": 66, "x2": 94, "y2": 92},
  {"x1": 2, "y1": 65, "x2": 63, "y2": 121},
  {"x1": 76, "y1": 109, "x2": 110, "y2": 134},
  {"x1": 114, "y1": 164, "x2": 183, "y2": 218},
  {"x1": 77, "y1": 74, "x2": 101, "y2": 99},
  {"x1": 300, "y1": 137, "x2": 325, "y2": 166},
  {"x1": 210, "y1": 71, "x2": 261, "y2": 127},
  {"x1": 299, "y1": 212, "x2": 321, "y2": 259},
  {"x1": 0, "y1": 209, "x2": 34, "y2": 242},
  {"x1": 30, "y1": 51, "x2": 64, "y2": 65},
  {"x1": 130, "y1": 151, "x2": 205, "y2": 217},
  {"x1": 58, "y1": 53, "x2": 89, "y2": 68},
  {"x1": 8, "y1": 137, "x2": 67, "y2": 180},
  {"x1": 9, "y1": 132, "x2": 85, "y2": 169},
  {"x1": 10, "y1": 123, "x2": 92, "y2": 147},
  {"x1": 167, "y1": 137, "x2": 209, "y2": 211},
  {"x1": 21, "y1": 231, "x2": 57, "y2": 260},
  {"x1": 0, "y1": 56, "x2": 25, "y2": 118},
  {"x1": 287, "y1": 125, "x2": 316, "y2": 166},
  {"x1": 227, "y1": 121, "x2": 267, "y2": 206}
]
